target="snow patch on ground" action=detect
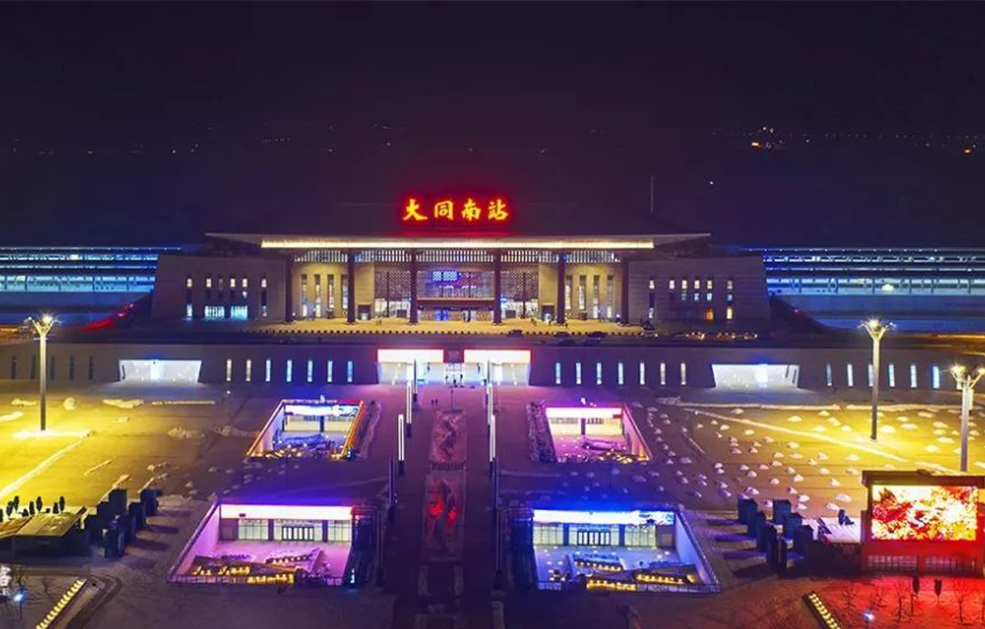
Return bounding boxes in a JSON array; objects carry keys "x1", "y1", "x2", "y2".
[
  {"x1": 214, "y1": 425, "x2": 253, "y2": 437},
  {"x1": 0, "y1": 411, "x2": 24, "y2": 423},
  {"x1": 103, "y1": 398, "x2": 144, "y2": 409},
  {"x1": 167, "y1": 427, "x2": 205, "y2": 439}
]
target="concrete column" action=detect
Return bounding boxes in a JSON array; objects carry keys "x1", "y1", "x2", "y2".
[
  {"x1": 493, "y1": 250, "x2": 503, "y2": 324},
  {"x1": 409, "y1": 249, "x2": 419, "y2": 324},
  {"x1": 347, "y1": 251, "x2": 357, "y2": 324},
  {"x1": 556, "y1": 252, "x2": 567, "y2": 324},
  {"x1": 620, "y1": 257, "x2": 631, "y2": 325}
]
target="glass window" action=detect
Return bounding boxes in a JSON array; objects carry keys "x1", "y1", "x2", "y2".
[
  {"x1": 868, "y1": 363, "x2": 874, "y2": 387},
  {"x1": 274, "y1": 520, "x2": 320, "y2": 542},
  {"x1": 554, "y1": 362, "x2": 562, "y2": 385},
  {"x1": 300, "y1": 274, "x2": 309, "y2": 318},
  {"x1": 225, "y1": 358, "x2": 232, "y2": 382},
  {"x1": 825, "y1": 363, "x2": 833, "y2": 387},
  {"x1": 617, "y1": 362, "x2": 624, "y2": 386},
  {"x1": 625, "y1": 524, "x2": 656, "y2": 548},
  {"x1": 578, "y1": 276, "x2": 587, "y2": 310},
  {"x1": 932, "y1": 365, "x2": 941, "y2": 389},
  {"x1": 592, "y1": 276, "x2": 600, "y2": 318},
  {"x1": 245, "y1": 359, "x2": 252, "y2": 382},
  {"x1": 660, "y1": 362, "x2": 667, "y2": 386},
  {"x1": 286, "y1": 359, "x2": 293, "y2": 383},
  {"x1": 847, "y1": 363, "x2": 855, "y2": 388},
  {"x1": 888, "y1": 363, "x2": 896, "y2": 388},
  {"x1": 606, "y1": 275, "x2": 614, "y2": 320},
  {"x1": 910, "y1": 363, "x2": 918, "y2": 389},
  {"x1": 327, "y1": 519, "x2": 351, "y2": 542},
  {"x1": 668, "y1": 279, "x2": 675, "y2": 290},
  {"x1": 327, "y1": 360, "x2": 334, "y2": 383},
  {"x1": 533, "y1": 523, "x2": 563, "y2": 546},
  {"x1": 346, "y1": 360, "x2": 354, "y2": 383},
  {"x1": 265, "y1": 359, "x2": 272, "y2": 383},
  {"x1": 575, "y1": 362, "x2": 582, "y2": 385},
  {"x1": 204, "y1": 305, "x2": 224, "y2": 319},
  {"x1": 595, "y1": 362, "x2": 602, "y2": 385},
  {"x1": 680, "y1": 362, "x2": 687, "y2": 386},
  {"x1": 307, "y1": 359, "x2": 314, "y2": 383},
  {"x1": 237, "y1": 519, "x2": 267, "y2": 541},
  {"x1": 639, "y1": 361, "x2": 646, "y2": 386}
]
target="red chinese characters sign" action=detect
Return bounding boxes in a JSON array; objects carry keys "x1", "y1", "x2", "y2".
[{"x1": 402, "y1": 196, "x2": 510, "y2": 225}]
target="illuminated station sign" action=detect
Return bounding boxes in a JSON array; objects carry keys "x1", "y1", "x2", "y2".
[{"x1": 402, "y1": 196, "x2": 510, "y2": 225}]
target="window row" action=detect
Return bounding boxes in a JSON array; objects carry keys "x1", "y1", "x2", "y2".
[
  {"x1": 8, "y1": 355, "x2": 95, "y2": 381},
  {"x1": 225, "y1": 358, "x2": 354, "y2": 384},
  {"x1": 564, "y1": 274, "x2": 617, "y2": 320},
  {"x1": 823, "y1": 361, "x2": 948, "y2": 389},
  {"x1": 554, "y1": 360, "x2": 684, "y2": 387}
]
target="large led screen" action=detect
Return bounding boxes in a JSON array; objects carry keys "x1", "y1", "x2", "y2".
[{"x1": 870, "y1": 484, "x2": 979, "y2": 542}]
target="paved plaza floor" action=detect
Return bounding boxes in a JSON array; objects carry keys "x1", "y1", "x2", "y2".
[{"x1": 1, "y1": 378, "x2": 982, "y2": 628}]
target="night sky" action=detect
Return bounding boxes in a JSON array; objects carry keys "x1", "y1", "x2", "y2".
[{"x1": 1, "y1": 3, "x2": 984, "y2": 246}]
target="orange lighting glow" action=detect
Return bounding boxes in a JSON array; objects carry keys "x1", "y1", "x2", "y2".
[
  {"x1": 403, "y1": 198, "x2": 428, "y2": 222},
  {"x1": 401, "y1": 196, "x2": 510, "y2": 224}
]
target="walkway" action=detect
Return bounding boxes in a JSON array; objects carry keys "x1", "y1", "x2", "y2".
[{"x1": 385, "y1": 384, "x2": 495, "y2": 629}]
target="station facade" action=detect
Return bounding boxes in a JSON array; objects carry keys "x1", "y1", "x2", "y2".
[{"x1": 152, "y1": 232, "x2": 769, "y2": 327}]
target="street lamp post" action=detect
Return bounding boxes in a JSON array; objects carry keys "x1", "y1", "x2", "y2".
[
  {"x1": 862, "y1": 318, "x2": 891, "y2": 441},
  {"x1": 950, "y1": 364, "x2": 985, "y2": 472},
  {"x1": 26, "y1": 314, "x2": 56, "y2": 432}
]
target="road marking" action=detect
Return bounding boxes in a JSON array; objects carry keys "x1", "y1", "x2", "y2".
[
  {"x1": 0, "y1": 439, "x2": 85, "y2": 501},
  {"x1": 83, "y1": 459, "x2": 112, "y2": 477}
]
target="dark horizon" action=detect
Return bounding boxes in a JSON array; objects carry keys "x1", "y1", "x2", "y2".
[{"x1": 2, "y1": 2, "x2": 984, "y2": 247}]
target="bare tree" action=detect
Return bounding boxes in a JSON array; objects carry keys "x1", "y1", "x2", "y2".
[
  {"x1": 40, "y1": 575, "x2": 53, "y2": 601},
  {"x1": 952, "y1": 579, "x2": 977, "y2": 624},
  {"x1": 868, "y1": 582, "x2": 888, "y2": 612},
  {"x1": 975, "y1": 584, "x2": 985, "y2": 625},
  {"x1": 841, "y1": 582, "x2": 861, "y2": 616},
  {"x1": 892, "y1": 578, "x2": 909, "y2": 624}
]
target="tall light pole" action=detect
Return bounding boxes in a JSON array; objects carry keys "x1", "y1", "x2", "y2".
[
  {"x1": 862, "y1": 318, "x2": 891, "y2": 441},
  {"x1": 950, "y1": 364, "x2": 984, "y2": 472},
  {"x1": 26, "y1": 314, "x2": 56, "y2": 432}
]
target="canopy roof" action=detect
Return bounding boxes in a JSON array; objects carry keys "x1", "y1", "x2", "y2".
[{"x1": 208, "y1": 232, "x2": 708, "y2": 251}]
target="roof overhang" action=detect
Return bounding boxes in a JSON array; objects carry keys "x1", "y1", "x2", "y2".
[{"x1": 208, "y1": 232, "x2": 709, "y2": 251}]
